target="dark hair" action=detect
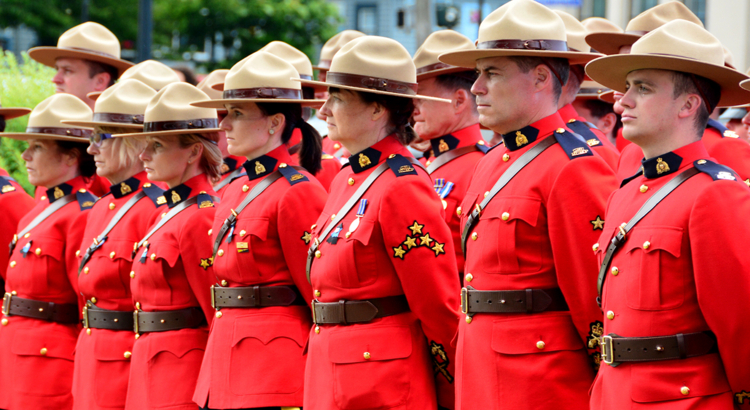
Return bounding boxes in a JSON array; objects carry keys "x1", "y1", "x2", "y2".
[
  {"x1": 0, "y1": 116, "x2": 5, "y2": 133},
  {"x1": 85, "y1": 61, "x2": 118, "y2": 87},
  {"x1": 256, "y1": 102, "x2": 323, "y2": 174},
  {"x1": 508, "y1": 56, "x2": 570, "y2": 102},
  {"x1": 173, "y1": 66, "x2": 199, "y2": 85},
  {"x1": 434, "y1": 72, "x2": 478, "y2": 108},
  {"x1": 329, "y1": 87, "x2": 417, "y2": 145},
  {"x1": 55, "y1": 140, "x2": 96, "y2": 177},
  {"x1": 582, "y1": 99, "x2": 622, "y2": 136},
  {"x1": 670, "y1": 71, "x2": 721, "y2": 133}
]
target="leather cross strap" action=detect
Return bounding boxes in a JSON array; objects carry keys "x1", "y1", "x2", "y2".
[
  {"x1": 135, "y1": 195, "x2": 219, "y2": 255},
  {"x1": 312, "y1": 295, "x2": 409, "y2": 325},
  {"x1": 10, "y1": 194, "x2": 77, "y2": 255},
  {"x1": 597, "y1": 167, "x2": 700, "y2": 307},
  {"x1": 79, "y1": 191, "x2": 146, "y2": 275},
  {"x1": 460, "y1": 137, "x2": 558, "y2": 253},
  {"x1": 134, "y1": 307, "x2": 206, "y2": 334},
  {"x1": 2, "y1": 293, "x2": 78, "y2": 324},
  {"x1": 82, "y1": 305, "x2": 133, "y2": 330},
  {"x1": 211, "y1": 285, "x2": 304, "y2": 309},
  {"x1": 601, "y1": 331, "x2": 716, "y2": 367},
  {"x1": 460, "y1": 286, "x2": 568, "y2": 316},
  {"x1": 426, "y1": 145, "x2": 479, "y2": 174},
  {"x1": 213, "y1": 167, "x2": 246, "y2": 192}
]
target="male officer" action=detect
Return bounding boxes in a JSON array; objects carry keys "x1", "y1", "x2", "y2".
[
  {"x1": 586, "y1": 19, "x2": 750, "y2": 409},
  {"x1": 438, "y1": 1, "x2": 617, "y2": 408},
  {"x1": 411, "y1": 30, "x2": 488, "y2": 276}
]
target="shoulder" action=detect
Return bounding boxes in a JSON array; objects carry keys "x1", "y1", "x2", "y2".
[
  {"x1": 553, "y1": 128, "x2": 595, "y2": 160},
  {"x1": 385, "y1": 154, "x2": 420, "y2": 177},
  {"x1": 142, "y1": 183, "x2": 168, "y2": 207},
  {"x1": 76, "y1": 189, "x2": 98, "y2": 211},
  {"x1": 279, "y1": 165, "x2": 311, "y2": 186},
  {"x1": 693, "y1": 159, "x2": 746, "y2": 185},
  {"x1": 475, "y1": 141, "x2": 491, "y2": 154}
]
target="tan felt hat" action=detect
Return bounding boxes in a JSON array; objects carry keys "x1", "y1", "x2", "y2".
[
  {"x1": 576, "y1": 80, "x2": 611, "y2": 100},
  {"x1": 414, "y1": 30, "x2": 475, "y2": 81},
  {"x1": 193, "y1": 51, "x2": 324, "y2": 109},
  {"x1": 2, "y1": 94, "x2": 92, "y2": 142},
  {"x1": 314, "y1": 30, "x2": 366, "y2": 71},
  {"x1": 554, "y1": 10, "x2": 594, "y2": 55},
  {"x1": 438, "y1": 0, "x2": 601, "y2": 68},
  {"x1": 586, "y1": 20, "x2": 750, "y2": 108},
  {"x1": 63, "y1": 79, "x2": 156, "y2": 129},
  {"x1": 197, "y1": 69, "x2": 229, "y2": 101},
  {"x1": 0, "y1": 99, "x2": 31, "y2": 120},
  {"x1": 296, "y1": 36, "x2": 450, "y2": 102},
  {"x1": 582, "y1": 17, "x2": 622, "y2": 36},
  {"x1": 114, "y1": 82, "x2": 221, "y2": 138},
  {"x1": 585, "y1": 1, "x2": 702, "y2": 56},
  {"x1": 88, "y1": 60, "x2": 181, "y2": 100},
  {"x1": 28, "y1": 22, "x2": 133, "y2": 75}
]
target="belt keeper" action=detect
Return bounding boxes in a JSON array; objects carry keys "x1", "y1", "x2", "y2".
[
  {"x1": 252, "y1": 286, "x2": 261, "y2": 307},
  {"x1": 676, "y1": 333, "x2": 687, "y2": 359},
  {"x1": 525, "y1": 289, "x2": 533, "y2": 313},
  {"x1": 338, "y1": 300, "x2": 347, "y2": 325}
]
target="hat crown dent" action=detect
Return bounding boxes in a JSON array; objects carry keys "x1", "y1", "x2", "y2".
[
  {"x1": 555, "y1": 10, "x2": 590, "y2": 53},
  {"x1": 260, "y1": 41, "x2": 313, "y2": 77},
  {"x1": 413, "y1": 30, "x2": 475, "y2": 69},
  {"x1": 582, "y1": 17, "x2": 622, "y2": 34},
  {"x1": 632, "y1": 20, "x2": 723, "y2": 67},
  {"x1": 144, "y1": 82, "x2": 217, "y2": 123},
  {"x1": 329, "y1": 36, "x2": 417, "y2": 83},
  {"x1": 225, "y1": 51, "x2": 302, "y2": 92},
  {"x1": 28, "y1": 94, "x2": 92, "y2": 129},
  {"x1": 478, "y1": 0, "x2": 567, "y2": 44},
  {"x1": 319, "y1": 30, "x2": 366, "y2": 61},
  {"x1": 57, "y1": 21, "x2": 122, "y2": 59},
  {"x1": 120, "y1": 60, "x2": 181, "y2": 91},
  {"x1": 625, "y1": 1, "x2": 703, "y2": 32},
  {"x1": 94, "y1": 79, "x2": 156, "y2": 116},
  {"x1": 197, "y1": 69, "x2": 229, "y2": 100}
]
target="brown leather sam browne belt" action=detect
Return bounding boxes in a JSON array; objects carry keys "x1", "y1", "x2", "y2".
[
  {"x1": 133, "y1": 307, "x2": 206, "y2": 334},
  {"x1": 211, "y1": 285, "x2": 305, "y2": 309},
  {"x1": 82, "y1": 305, "x2": 133, "y2": 330},
  {"x1": 312, "y1": 295, "x2": 410, "y2": 325},
  {"x1": 601, "y1": 331, "x2": 717, "y2": 367},
  {"x1": 460, "y1": 286, "x2": 569, "y2": 317},
  {"x1": 2, "y1": 292, "x2": 79, "y2": 324}
]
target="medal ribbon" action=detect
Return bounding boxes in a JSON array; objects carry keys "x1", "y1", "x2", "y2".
[
  {"x1": 438, "y1": 181, "x2": 454, "y2": 199},
  {"x1": 356, "y1": 199, "x2": 368, "y2": 216},
  {"x1": 433, "y1": 178, "x2": 445, "y2": 194}
]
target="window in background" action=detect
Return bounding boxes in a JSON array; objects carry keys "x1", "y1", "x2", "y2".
[
  {"x1": 684, "y1": 0, "x2": 706, "y2": 24},
  {"x1": 356, "y1": 5, "x2": 378, "y2": 35},
  {"x1": 631, "y1": 0, "x2": 659, "y2": 18},
  {"x1": 580, "y1": 0, "x2": 607, "y2": 19}
]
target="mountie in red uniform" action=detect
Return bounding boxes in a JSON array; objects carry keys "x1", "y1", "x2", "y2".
[
  {"x1": 591, "y1": 140, "x2": 750, "y2": 409},
  {"x1": 0, "y1": 169, "x2": 35, "y2": 277},
  {"x1": 288, "y1": 128, "x2": 341, "y2": 191},
  {"x1": 214, "y1": 155, "x2": 246, "y2": 195},
  {"x1": 125, "y1": 174, "x2": 217, "y2": 410},
  {"x1": 615, "y1": 118, "x2": 750, "y2": 183},
  {"x1": 73, "y1": 172, "x2": 166, "y2": 410},
  {"x1": 194, "y1": 145, "x2": 327, "y2": 409},
  {"x1": 559, "y1": 102, "x2": 620, "y2": 170},
  {"x1": 422, "y1": 123, "x2": 488, "y2": 275},
  {"x1": 0, "y1": 176, "x2": 97, "y2": 410},
  {"x1": 305, "y1": 135, "x2": 460, "y2": 410},
  {"x1": 455, "y1": 113, "x2": 617, "y2": 410}
]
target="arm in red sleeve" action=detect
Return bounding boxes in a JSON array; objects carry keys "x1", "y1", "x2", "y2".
[
  {"x1": 178, "y1": 207, "x2": 218, "y2": 325},
  {"x1": 66, "y1": 209, "x2": 90, "y2": 310}
]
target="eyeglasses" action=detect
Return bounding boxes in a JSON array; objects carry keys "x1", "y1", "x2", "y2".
[{"x1": 89, "y1": 132, "x2": 114, "y2": 147}]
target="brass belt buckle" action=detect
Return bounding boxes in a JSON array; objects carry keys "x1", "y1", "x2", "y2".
[
  {"x1": 2, "y1": 292, "x2": 11, "y2": 316},
  {"x1": 311, "y1": 299, "x2": 318, "y2": 324},
  {"x1": 601, "y1": 334, "x2": 614, "y2": 365},
  {"x1": 460, "y1": 287, "x2": 469, "y2": 314},
  {"x1": 133, "y1": 309, "x2": 140, "y2": 335},
  {"x1": 210, "y1": 285, "x2": 216, "y2": 309},
  {"x1": 82, "y1": 305, "x2": 89, "y2": 328}
]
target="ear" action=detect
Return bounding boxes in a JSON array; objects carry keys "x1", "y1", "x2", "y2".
[
  {"x1": 92, "y1": 72, "x2": 111, "y2": 92},
  {"x1": 453, "y1": 88, "x2": 470, "y2": 114},
  {"x1": 268, "y1": 113, "x2": 286, "y2": 135},
  {"x1": 597, "y1": 112, "x2": 617, "y2": 135},
  {"x1": 62, "y1": 148, "x2": 80, "y2": 167},
  {"x1": 678, "y1": 93, "x2": 703, "y2": 120},
  {"x1": 371, "y1": 101, "x2": 388, "y2": 122},
  {"x1": 188, "y1": 142, "x2": 204, "y2": 163},
  {"x1": 533, "y1": 64, "x2": 553, "y2": 93}
]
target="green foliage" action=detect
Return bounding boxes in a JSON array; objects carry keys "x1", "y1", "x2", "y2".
[{"x1": 0, "y1": 51, "x2": 55, "y2": 194}]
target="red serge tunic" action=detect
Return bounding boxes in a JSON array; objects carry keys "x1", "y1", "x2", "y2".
[
  {"x1": 0, "y1": 169, "x2": 36, "y2": 275},
  {"x1": 591, "y1": 141, "x2": 750, "y2": 409},
  {"x1": 215, "y1": 155, "x2": 246, "y2": 196},
  {"x1": 455, "y1": 113, "x2": 617, "y2": 410},
  {"x1": 559, "y1": 103, "x2": 620, "y2": 171},
  {"x1": 73, "y1": 172, "x2": 166, "y2": 410},
  {"x1": 289, "y1": 128, "x2": 341, "y2": 191},
  {"x1": 422, "y1": 124, "x2": 487, "y2": 275},
  {"x1": 304, "y1": 135, "x2": 461, "y2": 410},
  {"x1": 193, "y1": 145, "x2": 327, "y2": 409},
  {"x1": 0, "y1": 176, "x2": 96, "y2": 410},
  {"x1": 124, "y1": 174, "x2": 217, "y2": 410}
]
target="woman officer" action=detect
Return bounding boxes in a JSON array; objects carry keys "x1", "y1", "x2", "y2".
[
  {"x1": 114, "y1": 82, "x2": 221, "y2": 410},
  {"x1": 0, "y1": 93, "x2": 98, "y2": 410},
  {"x1": 63, "y1": 79, "x2": 167, "y2": 410},
  {"x1": 190, "y1": 51, "x2": 327, "y2": 410},
  {"x1": 298, "y1": 36, "x2": 460, "y2": 410}
]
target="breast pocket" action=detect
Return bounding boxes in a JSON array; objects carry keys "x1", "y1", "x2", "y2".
[
  {"x1": 479, "y1": 197, "x2": 543, "y2": 274},
  {"x1": 19, "y1": 237, "x2": 66, "y2": 294},
  {"x1": 86, "y1": 239, "x2": 135, "y2": 298},
  {"x1": 218, "y1": 217, "x2": 269, "y2": 283},
  {"x1": 630, "y1": 353, "x2": 730, "y2": 404},
  {"x1": 624, "y1": 227, "x2": 685, "y2": 311},
  {"x1": 333, "y1": 218, "x2": 378, "y2": 288},
  {"x1": 138, "y1": 243, "x2": 180, "y2": 303}
]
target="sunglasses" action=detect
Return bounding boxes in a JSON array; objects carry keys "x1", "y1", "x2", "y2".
[{"x1": 89, "y1": 132, "x2": 115, "y2": 147}]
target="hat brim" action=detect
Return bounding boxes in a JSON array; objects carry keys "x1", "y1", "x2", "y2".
[
  {"x1": 438, "y1": 49, "x2": 603, "y2": 69},
  {"x1": 86, "y1": 91, "x2": 103, "y2": 101},
  {"x1": 293, "y1": 78, "x2": 451, "y2": 103},
  {"x1": 60, "y1": 120, "x2": 145, "y2": 129},
  {"x1": 0, "y1": 108, "x2": 32, "y2": 120},
  {"x1": 112, "y1": 128, "x2": 223, "y2": 138},
  {"x1": 597, "y1": 90, "x2": 616, "y2": 103},
  {"x1": 586, "y1": 54, "x2": 750, "y2": 107},
  {"x1": 1, "y1": 132, "x2": 90, "y2": 142},
  {"x1": 416, "y1": 66, "x2": 474, "y2": 82},
  {"x1": 191, "y1": 99, "x2": 325, "y2": 109},
  {"x1": 584, "y1": 33, "x2": 640, "y2": 56},
  {"x1": 28, "y1": 47, "x2": 134, "y2": 75}
]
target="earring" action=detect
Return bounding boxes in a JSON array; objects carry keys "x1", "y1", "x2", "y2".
[
  {"x1": 269, "y1": 129, "x2": 275, "y2": 135},
  {"x1": 188, "y1": 160, "x2": 192, "y2": 164}
]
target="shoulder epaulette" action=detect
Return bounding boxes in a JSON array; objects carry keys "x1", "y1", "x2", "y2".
[
  {"x1": 476, "y1": 141, "x2": 490, "y2": 154},
  {"x1": 278, "y1": 165, "x2": 309, "y2": 186},
  {"x1": 386, "y1": 154, "x2": 418, "y2": 177},
  {"x1": 487, "y1": 139, "x2": 504, "y2": 154},
  {"x1": 693, "y1": 159, "x2": 742, "y2": 182},
  {"x1": 0, "y1": 176, "x2": 17, "y2": 194},
  {"x1": 322, "y1": 154, "x2": 335, "y2": 160},
  {"x1": 196, "y1": 193, "x2": 216, "y2": 209},
  {"x1": 553, "y1": 129, "x2": 594, "y2": 160},
  {"x1": 705, "y1": 118, "x2": 733, "y2": 138},
  {"x1": 566, "y1": 120, "x2": 602, "y2": 148},
  {"x1": 142, "y1": 183, "x2": 167, "y2": 207},
  {"x1": 76, "y1": 190, "x2": 98, "y2": 210}
]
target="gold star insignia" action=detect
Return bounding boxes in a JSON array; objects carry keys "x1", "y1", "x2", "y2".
[
  {"x1": 199, "y1": 257, "x2": 214, "y2": 270},
  {"x1": 590, "y1": 216, "x2": 605, "y2": 230},
  {"x1": 420, "y1": 233, "x2": 434, "y2": 247},
  {"x1": 393, "y1": 246, "x2": 406, "y2": 259},
  {"x1": 403, "y1": 236, "x2": 417, "y2": 249},
  {"x1": 431, "y1": 242, "x2": 445, "y2": 256},
  {"x1": 302, "y1": 231, "x2": 312, "y2": 244},
  {"x1": 409, "y1": 221, "x2": 424, "y2": 235}
]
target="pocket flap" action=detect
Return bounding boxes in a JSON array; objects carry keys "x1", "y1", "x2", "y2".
[
  {"x1": 102, "y1": 239, "x2": 135, "y2": 263},
  {"x1": 491, "y1": 313, "x2": 584, "y2": 354},
  {"x1": 146, "y1": 330, "x2": 206, "y2": 361},
  {"x1": 12, "y1": 328, "x2": 76, "y2": 360},
  {"x1": 329, "y1": 325, "x2": 412, "y2": 363},
  {"x1": 631, "y1": 354, "x2": 730, "y2": 402},
  {"x1": 625, "y1": 227, "x2": 683, "y2": 257},
  {"x1": 94, "y1": 332, "x2": 136, "y2": 361},
  {"x1": 236, "y1": 217, "x2": 270, "y2": 241},
  {"x1": 149, "y1": 244, "x2": 181, "y2": 268},
  {"x1": 28, "y1": 237, "x2": 64, "y2": 261},
  {"x1": 344, "y1": 219, "x2": 376, "y2": 246},
  {"x1": 483, "y1": 197, "x2": 541, "y2": 227},
  {"x1": 231, "y1": 314, "x2": 309, "y2": 347}
]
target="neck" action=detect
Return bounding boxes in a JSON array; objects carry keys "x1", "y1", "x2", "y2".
[
  {"x1": 439, "y1": 115, "x2": 479, "y2": 139},
  {"x1": 106, "y1": 163, "x2": 145, "y2": 186},
  {"x1": 496, "y1": 101, "x2": 557, "y2": 135},
  {"x1": 44, "y1": 167, "x2": 81, "y2": 189},
  {"x1": 166, "y1": 164, "x2": 203, "y2": 189},
  {"x1": 341, "y1": 125, "x2": 390, "y2": 154},
  {"x1": 638, "y1": 128, "x2": 701, "y2": 160},
  {"x1": 240, "y1": 138, "x2": 284, "y2": 161}
]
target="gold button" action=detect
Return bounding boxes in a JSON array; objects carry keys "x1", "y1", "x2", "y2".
[
  {"x1": 135, "y1": 302, "x2": 141, "y2": 309},
  {"x1": 314, "y1": 326, "x2": 320, "y2": 334},
  {"x1": 606, "y1": 311, "x2": 615, "y2": 320},
  {"x1": 150, "y1": 253, "x2": 156, "y2": 260},
  {"x1": 83, "y1": 267, "x2": 89, "y2": 274},
  {"x1": 314, "y1": 290, "x2": 321, "y2": 297},
  {"x1": 91, "y1": 297, "x2": 97, "y2": 304},
  {"x1": 215, "y1": 280, "x2": 225, "y2": 288},
  {"x1": 124, "y1": 351, "x2": 132, "y2": 359},
  {"x1": 592, "y1": 243, "x2": 599, "y2": 252},
  {"x1": 465, "y1": 315, "x2": 472, "y2": 324},
  {"x1": 217, "y1": 249, "x2": 224, "y2": 257},
  {"x1": 680, "y1": 386, "x2": 690, "y2": 396},
  {"x1": 484, "y1": 191, "x2": 489, "y2": 198},
  {"x1": 11, "y1": 291, "x2": 17, "y2": 296},
  {"x1": 502, "y1": 153, "x2": 510, "y2": 162},
  {"x1": 35, "y1": 248, "x2": 41, "y2": 256},
  {"x1": 129, "y1": 271, "x2": 135, "y2": 278},
  {"x1": 40, "y1": 348, "x2": 48, "y2": 356},
  {"x1": 109, "y1": 203, "x2": 116, "y2": 210},
  {"x1": 311, "y1": 224, "x2": 317, "y2": 230},
  {"x1": 697, "y1": 160, "x2": 706, "y2": 165},
  {"x1": 456, "y1": 207, "x2": 462, "y2": 217},
  {"x1": 208, "y1": 229, "x2": 212, "y2": 236},
  {"x1": 75, "y1": 250, "x2": 81, "y2": 257},
  {"x1": 143, "y1": 183, "x2": 152, "y2": 188},
  {"x1": 471, "y1": 232, "x2": 478, "y2": 241},
  {"x1": 161, "y1": 212, "x2": 167, "y2": 218},
  {"x1": 611, "y1": 267, "x2": 619, "y2": 276},
  {"x1": 536, "y1": 341, "x2": 545, "y2": 350},
  {"x1": 334, "y1": 143, "x2": 340, "y2": 149},
  {"x1": 330, "y1": 214, "x2": 336, "y2": 221},
  {"x1": 465, "y1": 273, "x2": 473, "y2": 282},
  {"x1": 363, "y1": 352, "x2": 371, "y2": 360},
  {"x1": 242, "y1": 185, "x2": 249, "y2": 192},
  {"x1": 9, "y1": 261, "x2": 15, "y2": 268},
  {"x1": 109, "y1": 251, "x2": 116, "y2": 259},
  {"x1": 639, "y1": 185, "x2": 648, "y2": 193},
  {"x1": 1, "y1": 318, "x2": 7, "y2": 326},
  {"x1": 86, "y1": 328, "x2": 91, "y2": 335},
  {"x1": 315, "y1": 250, "x2": 322, "y2": 258},
  {"x1": 279, "y1": 163, "x2": 287, "y2": 168},
  {"x1": 348, "y1": 178, "x2": 355, "y2": 186},
  {"x1": 239, "y1": 230, "x2": 246, "y2": 236},
  {"x1": 478, "y1": 140, "x2": 485, "y2": 145},
  {"x1": 501, "y1": 212, "x2": 510, "y2": 221},
  {"x1": 215, "y1": 311, "x2": 223, "y2": 318},
  {"x1": 40, "y1": 196, "x2": 46, "y2": 201},
  {"x1": 556, "y1": 128, "x2": 565, "y2": 134},
  {"x1": 79, "y1": 188, "x2": 87, "y2": 193},
  {"x1": 135, "y1": 334, "x2": 140, "y2": 339},
  {"x1": 643, "y1": 241, "x2": 650, "y2": 250},
  {"x1": 425, "y1": 160, "x2": 431, "y2": 166}
]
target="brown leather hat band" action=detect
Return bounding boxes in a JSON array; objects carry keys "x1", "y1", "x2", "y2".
[
  {"x1": 578, "y1": 87, "x2": 609, "y2": 95},
  {"x1": 222, "y1": 87, "x2": 302, "y2": 100},
  {"x1": 59, "y1": 46, "x2": 118, "y2": 59},
  {"x1": 477, "y1": 39, "x2": 568, "y2": 52},
  {"x1": 93, "y1": 112, "x2": 145, "y2": 125},
  {"x1": 25, "y1": 127, "x2": 93, "y2": 138},
  {"x1": 325, "y1": 72, "x2": 418, "y2": 95},
  {"x1": 143, "y1": 118, "x2": 218, "y2": 132},
  {"x1": 416, "y1": 62, "x2": 454, "y2": 75}
]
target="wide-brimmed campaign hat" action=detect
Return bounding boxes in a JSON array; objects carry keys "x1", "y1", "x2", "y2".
[
  {"x1": 62, "y1": 79, "x2": 156, "y2": 129},
  {"x1": 576, "y1": 80, "x2": 611, "y2": 100},
  {"x1": 197, "y1": 70, "x2": 229, "y2": 101},
  {"x1": 414, "y1": 30, "x2": 475, "y2": 81},
  {"x1": 586, "y1": 20, "x2": 750, "y2": 108},
  {"x1": 0, "y1": 100, "x2": 31, "y2": 120},
  {"x1": 88, "y1": 60, "x2": 181, "y2": 100},
  {"x1": 585, "y1": 2, "x2": 702, "y2": 56},
  {"x1": 296, "y1": 36, "x2": 450, "y2": 102},
  {"x1": 28, "y1": 22, "x2": 133, "y2": 75},
  {"x1": 582, "y1": 17, "x2": 622, "y2": 37},
  {"x1": 314, "y1": 30, "x2": 366, "y2": 71},
  {"x1": 193, "y1": 51, "x2": 325, "y2": 109},
  {"x1": 438, "y1": 0, "x2": 601, "y2": 68},
  {"x1": 114, "y1": 82, "x2": 221, "y2": 138},
  {"x1": 2, "y1": 94, "x2": 92, "y2": 142}
]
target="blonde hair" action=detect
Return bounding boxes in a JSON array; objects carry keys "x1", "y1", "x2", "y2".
[
  {"x1": 95, "y1": 126, "x2": 147, "y2": 170},
  {"x1": 177, "y1": 133, "x2": 222, "y2": 184}
]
